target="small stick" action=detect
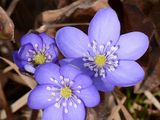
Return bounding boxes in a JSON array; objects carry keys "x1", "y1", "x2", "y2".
[{"x1": 6, "y1": 0, "x2": 20, "y2": 16}]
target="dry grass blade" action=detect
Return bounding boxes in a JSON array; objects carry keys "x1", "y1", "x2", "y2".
[
  {"x1": 116, "y1": 97, "x2": 134, "y2": 120},
  {"x1": 144, "y1": 90, "x2": 160, "y2": 110},
  {"x1": 30, "y1": 110, "x2": 39, "y2": 120},
  {"x1": 0, "y1": 57, "x2": 36, "y2": 89},
  {"x1": 4, "y1": 72, "x2": 28, "y2": 86},
  {"x1": 0, "y1": 80, "x2": 13, "y2": 120},
  {"x1": 2, "y1": 66, "x2": 13, "y2": 74},
  {"x1": 107, "y1": 97, "x2": 126, "y2": 120},
  {"x1": 0, "y1": 92, "x2": 30, "y2": 119}
]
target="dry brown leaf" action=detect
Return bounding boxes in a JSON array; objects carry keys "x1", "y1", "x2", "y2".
[
  {"x1": 0, "y1": 7, "x2": 14, "y2": 41},
  {"x1": 137, "y1": 54, "x2": 160, "y2": 93},
  {"x1": 122, "y1": 2, "x2": 154, "y2": 39},
  {"x1": 35, "y1": 0, "x2": 108, "y2": 26},
  {"x1": 36, "y1": 0, "x2": 86, "y2": 25}
]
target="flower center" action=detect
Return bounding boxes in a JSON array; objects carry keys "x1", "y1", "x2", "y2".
[
  {"x1": 60, "y1": 87, "x2": 72, "y2": 99},
  {"x1": 34, "y1": 53, "x2": 46, "y2": 65},
  {"x1": 83, "y1": 40, "x2": 119, "y2": 78},
  {"x1": 95, "y1": 54, "x2": 106, "y2": 66}
]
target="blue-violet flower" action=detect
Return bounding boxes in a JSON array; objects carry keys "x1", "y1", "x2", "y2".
[
  {"x1": 13, "y1": 33, "x2": 58, "y2": 73},
  {"x1": 56, "y1": 7, "x2": 149, "y2": 92},
  {"x1": 28, "y1": 63, "x2": 100, "y2": 120}
]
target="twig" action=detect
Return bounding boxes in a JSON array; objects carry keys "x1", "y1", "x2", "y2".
[{"x1": 6, "y1": 0, "x2": 20, "y2": 16}]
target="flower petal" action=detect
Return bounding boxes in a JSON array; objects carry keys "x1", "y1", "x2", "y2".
[
  {"x1": 35, "y1": 63, "x2": 61, "y2": 85},
  {"x1": 76, "y1": 85, "x2": 100, "y2": 107},
  {"x1": 116, "y1": 32, "x2": 149, "y2": 60},
  {"x1": 24, "y1": 64, "x2": 35, "y2": 73},
  {"x1": 42, "y1": 105, "x2": 63, "y2": 120},
  {"x1": 93, "y1": 77, "x2": 115, "y2": 92},
  {"x1": 39, "y1": 33, "x2": 55, "y2": 46},
  {"x1": 59, "y1": 65, "x2": 82, "y2": 80},
  {"x1": 56, "y1": 27, "x2": 90, "y2": 58},
  {"x1": 28, "y1": 85, "x2": 58, "y2": 109},
  {"x1": 72, "y1": 74, "x2": 92, "y2": 89},
  {"x1": 88, "y1": 7, "x2": 120, "y2": 45},
  {"x1": 13, "y1": 51, "x2": 27, "y2": 69},
  {"x1": 64, "y1": 101, "x2": 85, "y2": 120},
  {"x1": 18, "y1": 43, "x2": 34, "y2": 60},
  {"x1": 59, "y1": 58, "x2": 73, "y2": 66},
  {"x1": 59, "y1": 58, "x2": 94, "y2": 76},
  {"x1": 107, "y1": 61, "x2": 144, "y2": 87},
  {"x1": 20, "y1": 33, "x2": 42, "y2": 49}
]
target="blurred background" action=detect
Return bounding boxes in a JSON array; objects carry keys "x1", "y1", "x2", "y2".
[{"x1": 0, "y1": 0, "x2": 160, "y2": 119}]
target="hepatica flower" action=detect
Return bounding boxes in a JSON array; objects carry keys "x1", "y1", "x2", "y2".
[
  {"x1": 56, "y1": 7, "x2": 149, "y2": 92},
  {"x1": 28, "y1": 63, "x2": 100, "y2": 120},
  {"x1": 13, "y1": 33, "x2": 58, "y2": 73}
]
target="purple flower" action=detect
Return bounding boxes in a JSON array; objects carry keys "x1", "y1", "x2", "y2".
[
  {"x1": 55, "y1": 7, "x2": 149, "y2": 92},
  {"x1": 28, "y1": 63, "x2": 100, "y2": 120},
  {"x1": 13, "y1": 33, "x2": 58, "y2": 73}
]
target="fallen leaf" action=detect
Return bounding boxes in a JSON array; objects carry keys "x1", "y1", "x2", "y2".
[{"x1": 0, "y1": 7, "x2": 14, "y2": 41}]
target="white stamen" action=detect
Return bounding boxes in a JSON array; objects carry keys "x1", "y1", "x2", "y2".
[
  {"x1": 34, "y1": 44, "x2": 38, "y2": 49},
  {"x1": 54, "y1": 103, "x2": 60, "y2": 108},
  {"x1": 46, "y1": 86, "x2": 51, "y2": 91},
  {"x1": 62, "y1": 102, "x2": 67, "y2": 107},
  {"x1": 64, "y1": 108, "x2": 68, "y2": 113},
  {"x1": 107, "y1": 41, "x2": 111, "y2": 46},
  {"x1": 51, "y1": 92, "x2": 56, "y2": 96},
  {"x1": 46, "y1": 45, "x2": 50, "y2": 50},
  {"x1": 69, "y1": 101, "x2": 73, "y2": 106},
  {"x1": 74, "y1": 104, "x2": 77, "y2": 108},
  {"x1": 48, "y1": 55, "x2": 52, "y2": 59},
  {"x1": 76, "y1": 90, "x2": 81, "y2": 94},
  {"x1": 56, "y1": 98, "x2": 60, "y2": 101},
  {"x1": 60, "y1": 76, "x2": 63, "y2": 80},
  {"x1": 77, "y1": 99, "x2": 81, "y2": 104},
  {"x1": 69, "y1": 81, "x2": 74, "y2": 86},
  {"x1": 64, "y1": 78, "x2": 69, "y2": 82},
  {"x1": 50, "y1": 78, "x2": 54, "y2": 82},
  {"x1": 27, "y1": 58, "x2": 32, "y2": 62},
  {"x1": 61, "y1": 81, "x2": 65, "y2": 85},
  {"x1": 77, "y1": 86, "x2": 82, "y2": 89}
]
